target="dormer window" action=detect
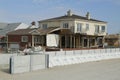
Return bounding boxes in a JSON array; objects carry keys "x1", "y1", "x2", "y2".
[
  {"x1": 63, "y1": 23, "x2": 69, "y2": 28},
  {"x1": 42, "y1": 24, "x2": 47, "y2": 29}
]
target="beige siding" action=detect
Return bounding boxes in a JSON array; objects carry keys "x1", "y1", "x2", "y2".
[
  {"x1": 74, "y1": 20, "x2": 107, "y2": 36},
  {"x1": 39, "y1": 19, "x2": 107, "y2": 36}
]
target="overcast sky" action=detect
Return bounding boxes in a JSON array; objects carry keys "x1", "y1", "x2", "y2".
[{"x1": 0, "y1": 0, "x2": 120, "y2": 34}]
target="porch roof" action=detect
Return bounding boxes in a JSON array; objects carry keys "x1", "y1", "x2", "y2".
[
  {"x1": 38, "y1": 27, "x2": 73, "y2": 35},
  {"x1": 105, "y1": 34, "x2": 119, "y2": 39}
]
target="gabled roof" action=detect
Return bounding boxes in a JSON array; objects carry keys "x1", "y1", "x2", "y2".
[
  {"x1": 38, "y1": 14, "x2": 107, "y2": 23},
  {"x1": 7, "y1": 29, "x2": 35, "y2": 35},
  {"x1": 0, "y1": 23, "x2": 21, "y2": 36},
  {"x1": 7, "y1": 27, "x2": 59, "y2": 35},
  {"x1": 0, "y1": 23, "x2": 30, "y2": 36},
  {"x1": 7, "y1": 27, "x2": 73, "y2": 36}
]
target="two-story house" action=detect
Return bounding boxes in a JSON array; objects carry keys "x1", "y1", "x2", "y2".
[{"x1": 38, "y1": 10, "x2": 107, "y2": 49}]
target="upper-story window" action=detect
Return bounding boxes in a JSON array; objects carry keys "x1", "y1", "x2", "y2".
[
  {"x1": 21, "y1": 36, "x2": 28, "y2": 42},
  {"x1": 95, "y1": 25, "x2": 100, "y2": 33},
  {"x1": 42, "y1": 24, "x2": 47, "y2": 29},
  {"x1": 86, "y1": 24, "x2": 89, "y2": 31},
  {"x1": 77, "y1": 23, "x2": 82, "y2": 32},
  {"x1": 63, "y1": 23, "x2": 69, "y2": 28},
  {"x1": 101, "y1": 26, "x2": 105, "y2": 32}
]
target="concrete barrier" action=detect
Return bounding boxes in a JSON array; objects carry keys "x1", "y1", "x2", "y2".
[
  {"x1": 30, "y1": 55, "x2": 46, "y2": 71},
  {"x1": 0, "y1": 54, "x2": 17, "y2": 65},
  {"x1": 10, "y1": 56, "x2": 30, "y2": 74},
  {"x1": 49, "y1": 52, "x2": 120, "y2": 67},
  {"x1": 10, "y1": 54, "x2": 48, "y2": 74}
]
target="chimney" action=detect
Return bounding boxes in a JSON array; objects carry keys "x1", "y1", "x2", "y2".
[
  {"x1": 67, "y1": 10, "x2": 72, "y2": 16},
  {"x1": 86, "y1": 12, "x2": 90, "y2": 19},
  {"x1": 31, "y1": 21, "x2": 36, "y2": 26}
]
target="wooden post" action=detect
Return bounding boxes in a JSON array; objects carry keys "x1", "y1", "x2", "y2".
[
  {"x1": 87, "y1": 37, "x2": 89, "y2": 48},
  {"x1": 70, "y1": 35, "x2": 72, "y2": 48},
  {"x1": 79, "y1": 35, "x2": 80, "y2": 48},
  {"x1": 82, "y1": 37, "x2": 84, "y2": 48},
  {"x1": 74, "y1": 36, "x2": 76, "y2": 48},
  {"x1": 6, "y1": 35, "x2": 8, "y2": 51},
  {"x1": 65, "y1": 35, "x2": 66, "y2": 48},
  {"x1": 59, "y1": 35, "x2": 61, "y2": 48},
  {"x1": 42, "y1": 36, "x2": 43, "y2": 47}
]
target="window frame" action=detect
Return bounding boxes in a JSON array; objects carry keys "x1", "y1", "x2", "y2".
[
  {"x1": 95, "y1": 25, "x2": 100, "y2": 33},
  {"x1": 86, "y1": 24, "x2": 89, "y2": 31},
  {"x1": 34, "y1": 36, "x2": 40, "y2": 43},
  {"x1": 101, "y1": 26, "x2": 106, "y2": 32},
  {"x1": 63, "y1": 23, "x2": 69, "y2": 28},
  {"x1": 76, "y1": 23, "x2": 82, "y2": 32},
  {"x1": 42, "y1": 24, "x2": 47, "y2": 29},
  {"x1": 21, "y1": 36, "x2": 28, "y2": 42}
]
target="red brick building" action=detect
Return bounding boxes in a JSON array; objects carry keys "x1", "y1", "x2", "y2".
[{"x1": 7, "y1": 29, "x2": 40, "y2": 51}]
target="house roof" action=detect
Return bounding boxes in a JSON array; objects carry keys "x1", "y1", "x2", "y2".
[
  {"x1": 38, "y1": 27, "x2": 60, "y2": 35},
  {"x1": 38, "y1": 14, "x2": 107, "y2": 23},
  {"x1": 38, "y1": 27, "x2": 73, "y2": 35},
  {"x1": 7, "y1": 29, "x2": 35, "y2": 35},
  {"x1": 0, "y1": 23, "x2": 21, "y2": 36},
  {"x1": 7, "y1": 27, "x2": 73, "y2": 35}
]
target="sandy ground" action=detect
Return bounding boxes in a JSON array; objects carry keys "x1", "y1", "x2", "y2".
[{"x1": 0, "y1": 59, "x2": 120, "y2": 80}]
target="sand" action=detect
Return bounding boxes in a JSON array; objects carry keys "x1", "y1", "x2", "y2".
[{"x1": 0, "y1": 59, "x2": 120, "y2": 80}]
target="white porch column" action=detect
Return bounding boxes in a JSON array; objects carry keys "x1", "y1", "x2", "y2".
[{"x1": 32, "y1": 35, "x2": 34, "y2": 47}]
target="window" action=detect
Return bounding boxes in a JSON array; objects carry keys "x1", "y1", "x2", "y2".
[
  {"x1": 21, "y1": 36, "x2": 28, "y2": 42},
  {"x1": 77, "y1": 23, "x2": 82, "y2": 32},
  {"x1": 86, "y1": 24, "x2": 89, "y2": 31},
  {"x1": 63, "y1": 23, "x2": 69, "y2": 28},
  {"x1": 95, "y1": 25, "x2": 100, "y2": 33},
  {"x1": 34, "y1": 36, "x2": 40, "y2": 43},
  {"x1": 42, "y1": 24, "x2": 47, "y2": 29},
  {"x1": 101, "y1": 26, "x2": 105, "y2": 32}
]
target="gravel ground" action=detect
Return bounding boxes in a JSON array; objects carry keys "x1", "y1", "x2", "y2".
[{"x1": 0, "y1": 59, "x2": 120, "y2": 80}]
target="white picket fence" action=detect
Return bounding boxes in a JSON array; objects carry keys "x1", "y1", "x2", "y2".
[{"x1": 45, "y1": 48, "x2": 120, "y2": 67}]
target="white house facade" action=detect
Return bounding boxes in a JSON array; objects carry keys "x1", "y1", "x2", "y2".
[{"x1": 37, "y1": 10, "x2": 107, "y2": 49}]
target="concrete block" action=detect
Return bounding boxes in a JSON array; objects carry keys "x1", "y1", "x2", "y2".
[
  {"x1": 0, "y1": 54, "x2": 17, "y2": 65},
  {"x1": 10, "y1": 55, "x2": 30, "y2": 74},
  {"x1": 30, "y1": 55, "x2": 46, "y2": 71}
]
